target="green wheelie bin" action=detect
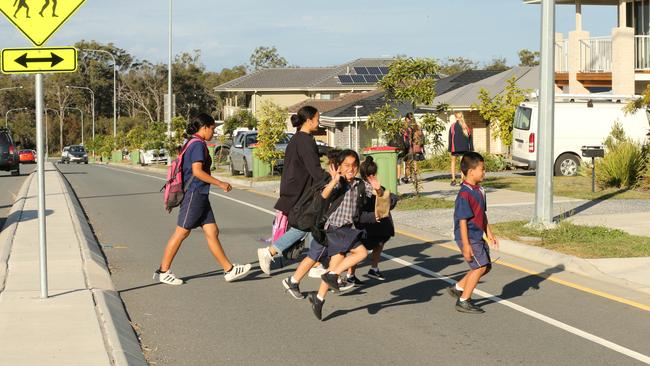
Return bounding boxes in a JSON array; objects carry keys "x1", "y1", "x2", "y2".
[{"x1": 362, "y1": 146, "x2": 398, "y2": 194}]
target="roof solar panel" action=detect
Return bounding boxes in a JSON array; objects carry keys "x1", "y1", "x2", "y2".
[
  {"x1": 354, "y1": 67, "x2": 369, "y2": 74},
  {"x1": 364, "y1": 74, "x2": 379, "y2": 83},
  {"x1": 366, "y1": 67, "x2": 381, "y2": 75},
  {"x1": 351, "y1": 75, "x2": 367, "y2": 83},
  {"x1": 379, "y1": 67, "x2": 389, "y2": 75},
  {"x1": 338, "y1": 75, "x2": 354, "y2": 84}
]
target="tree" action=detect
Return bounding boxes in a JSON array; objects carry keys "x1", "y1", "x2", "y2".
[
  {"x1": 438, "y1": 56, "x2": 479, "y2": 76},
  {"x1": 223, "y1": 109, "x2": 257, "y2": 136},
  {"x1": 518, "y1": 49, "x2": 540, "y2": 67},
  {"x1": 249, "y1": 46, "x2": 288, "y2": 71},
  {"x1": 484, "y1": 57, "x2": 510, "y2": 71},
  {"x1": 254, "y1": 101, "x2": 287, "y2": 171},
  {"x1": 473, "y1": 76, "x2": 529, "y2": 149}
]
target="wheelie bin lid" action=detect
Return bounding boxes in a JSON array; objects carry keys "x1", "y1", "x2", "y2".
[{"x1": 363, "y1": 146, "x2": 399, "y2": 152}]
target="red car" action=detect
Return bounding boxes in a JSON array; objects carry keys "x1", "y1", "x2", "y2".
[{"x1": 19, "y1": 149, "x2": 36, "y2": 164}]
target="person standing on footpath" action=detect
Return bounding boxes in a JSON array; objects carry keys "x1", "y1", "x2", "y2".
[
  {"x1": 154, "y1": 113, "x2": 251, "y2": 285},
  {"x1": 448, "y1": 111, "x2": 474, "y2": 186},
  {"x1": 257, "y1": 106, "x2": 327, "y2": 275}
]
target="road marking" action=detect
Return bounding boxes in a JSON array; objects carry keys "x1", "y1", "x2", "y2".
[
  {"x1": 395, "y1": 228, "x2": 650, "y2": 313},
  {"x1": 96, "y1": 164, "x2": 650, "y2": 363}
]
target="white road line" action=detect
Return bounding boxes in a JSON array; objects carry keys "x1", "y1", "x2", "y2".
[{"x1": 96, "y1": 164, "x2": 650, "y2": 364}]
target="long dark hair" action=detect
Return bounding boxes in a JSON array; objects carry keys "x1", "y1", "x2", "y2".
[
  {"x1": 186, "y1": 113, "x2": 216, "y2": 136},
  {"x1": 336, "y1": 149, "x2": 360, "y2": 167},
  {"x1": 290, "y1": 105, "x2": 318, "y2": 129}
]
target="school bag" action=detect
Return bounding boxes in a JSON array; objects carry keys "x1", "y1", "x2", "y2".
[
  {"x1": 161, "y1": 137, "x2": 204, "y2": 213},
  {"x1": 288, "y1": 175, "x2": 331, "y2": 232}
]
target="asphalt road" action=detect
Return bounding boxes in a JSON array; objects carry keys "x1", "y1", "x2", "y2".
[
  {"x1": 57, "y1": 163, "x2": 650, "y2": 366},
  {"x1": 0, "y1": 164, "x2": 36, "y2": 231}
]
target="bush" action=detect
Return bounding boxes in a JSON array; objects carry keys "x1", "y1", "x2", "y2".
[
  {"x1": 420, "y1": 152, "x2": 507, "y2": 172},
  {"x1": 596, "y1": 140, "x2": 645, "y2": 188},
  {"x1": 483, "y1": 153, "x2": 507, "y2": 172}
]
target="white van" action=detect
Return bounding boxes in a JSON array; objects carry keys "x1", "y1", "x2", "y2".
[{"x1": 512, "y1": 97, "x2": 649, "y2": 176}]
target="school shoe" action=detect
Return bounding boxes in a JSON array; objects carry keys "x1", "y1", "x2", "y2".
[
  {"x1": 346, "y1": 275, "x2": 365, "y2": 286},
  {"x1": 282, "y1": 277, "x2": 305, "y2": 299},
  {"x1": 321, "y1": 272, "x2": 340, "y2": 292},
  {"x1": 455, "y1": 298, "x2": 485, "y2": 314},
  {"x1": 153, "y1": 269, "x2": 184, "y2": 285},
  {"x1": 308, "y1": 265, "x2": 327, "y2": 279},
  {"x1": 332, "y1": 279, "x2": 354, "y2": 293},
  {"x1": 367, "y1": 268, "x2": 386, "y2": 281},
  {"x1": 224, "y1": 263, "x2": 251, "y2": 282},
  {"x1": 447, "y1": 286, "x2": 463, "y2": 299},
  {"x1": 309, "y1": 293, "x2": 325, "y2": 321},
  {"x1": 257, "y1": 248, "x2": 274, "y2": 275}
]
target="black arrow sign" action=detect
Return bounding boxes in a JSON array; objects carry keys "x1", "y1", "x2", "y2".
[{"x1": 14, "y1": 52, "x2": 64, "y2": 68}]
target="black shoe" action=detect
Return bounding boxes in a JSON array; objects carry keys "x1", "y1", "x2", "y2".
[
  {"x1": 347, "y1": 275, "x2": 365, "y2": 286},
  {"x1": 450, "y1": 180, "x2": 458, "y2": 187},
  {"x1": 455, "y1": 299, "x2": 485, "y2": 314},
  {"x1": 367, "y1": 268, "x2": 386, "y2": 281},
  {"x1": 321, "y1": 272, "x2": 340, "y2": 292},
  {"x1": 337, "y1": 279, "x2": 355, "y2": 293},
  {"x1": 309, "y1": 293, "x2": 324, "y2": 320},
  {"x1": 447, "y1": 286, "x2": 462, "y2": 299},
  {"x1": 401, "y1": 177, "x2": 410, "y2": 184},
  {"x1": 282, "y1": 277, "x2": 305, "y2": 299}
]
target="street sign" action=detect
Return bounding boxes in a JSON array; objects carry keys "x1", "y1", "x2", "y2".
[
  {"x1": 0, "y1": 0, "x2": 86, "y2": 47},
  {"x1": 1, "y1": 47, "x2": 77, "y2": 74}
]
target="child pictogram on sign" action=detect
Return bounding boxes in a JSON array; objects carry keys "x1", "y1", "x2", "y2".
[
  {"x1": 39, "y1": 0, "x2": 57, "y2": 17},
  {"x1": 13, "y1": 0, "x2": 30, "y2": 18}
]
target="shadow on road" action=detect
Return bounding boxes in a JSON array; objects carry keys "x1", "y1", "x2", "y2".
[
  {"x1": 553, "y1": 189, "x2": 627, "y2": 221},
  {"x1": 78, "y1": 191, "x2": 161, "y2": 200}
]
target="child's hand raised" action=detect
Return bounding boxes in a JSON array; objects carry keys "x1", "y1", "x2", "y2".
[
  {"x1": 328, "y1": 163, "x2": 341, "y2": 181},
  {"x1": 367, "y1": 174, "x2": 381, "y2": 191}
]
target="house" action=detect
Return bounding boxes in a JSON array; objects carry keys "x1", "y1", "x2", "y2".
[
  {"x1": 214, "y1": 58, "x2": 395, "y2": 119},
  {"x1": 525, "y1": 0, "x2": 649, "y2": 95},
  {"x1": 427, "y1": 66, "x2": 540, "y2": 155}
]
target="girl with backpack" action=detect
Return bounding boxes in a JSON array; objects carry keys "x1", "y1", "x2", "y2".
[
  {"x1": 154, "y1": 113, "x2": 251, "y2": 285},
  {"x1": 256, "y1": 106, "x2": 327, "y2": 275}
]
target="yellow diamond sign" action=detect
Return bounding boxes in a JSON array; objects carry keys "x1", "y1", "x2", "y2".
[{"x1": 0, "y1": 0, "x2": 86, "y2": 47}]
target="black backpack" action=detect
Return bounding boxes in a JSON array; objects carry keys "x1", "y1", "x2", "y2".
[{"x1": 288, "y1": 176, "x2": 330, "y2": 232}]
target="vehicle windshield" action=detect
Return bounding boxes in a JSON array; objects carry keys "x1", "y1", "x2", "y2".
[
  {"x1": 0, "y1": 132, "x2": 11, "y2": 146},
  {"x1": 245, "y1": 134, "x2": 258, "y2": 146},
  {"x1": 20, "y1": 150, "x2": 31, "y2": 154},
  {"x1": 70, "y1": 146, "x2": 86, "y2": 153},
  {"x1": 514, "y1": 106, "x2": 532, "y2": 131}
]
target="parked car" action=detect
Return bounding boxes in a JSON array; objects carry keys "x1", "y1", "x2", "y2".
[
  {"x1": 19, "y1": 149, "x2": 36, "y2": 164},
  {"x1": 229, "y1": 131, "x2": 290, "y2": 177},
  {"x1": 0, "y1": 127, "x2": 20, "y2": 176},
  {"x1": 139, "y1": 149, "x2": 169, "y2": 165},
  {"x1": 61, "y1": 145, "x2": 88, "y2": 164},
  {"x1": 512, "y1": 97, "x2": 649, "y2": 176},
  {"x1": 60, "y1": 146, "x2": 70, "y2": 163}
]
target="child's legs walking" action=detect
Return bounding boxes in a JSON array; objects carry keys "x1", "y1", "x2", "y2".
[
  {"x1": 160, "y1": 226, "x2": 191, "y2": 272},
  {"x1": 330, "y1": 245, "x2": 367, "y2": 275},
  {"x1": 459, "y1": 266, "x2": 487, "y2": 300},
  {"x1": 370, "y1": 243, "x2": 384, "y2": 268},
  {"x1": 202, "y1": 223, "x2": 233, "y2": 271},
  {"x1": 318, "y1": 254, "x2": 345, "y2": 298}
]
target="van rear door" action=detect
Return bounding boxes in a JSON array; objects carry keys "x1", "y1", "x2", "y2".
[{"x1": 512, "y1": 106, "x2": 535, "y2": 168}]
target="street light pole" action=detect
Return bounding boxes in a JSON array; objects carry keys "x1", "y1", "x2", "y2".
[
  {"x1": 354, "y1": 105, "x2": 363, "y2": 153},
  {"x1": 65, "y1": 107, "x2": 84, "y2": 145},
  {"x1": 167, "y1": 0, "x2": 173, "y2": 138},
  {"x1": 45, "y1": 108, "x2": 60, "y2": 157},
  {"x1": 5, "y1": 107, "x2": 28, "y2": 127},
  {"x1": 81, "y1": 49, "x2": 116, "y2": 138},
  {"x1": 66, "y1": 86, "x2": 95, "y2": 143}
]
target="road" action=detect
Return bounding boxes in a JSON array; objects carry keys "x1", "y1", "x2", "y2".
[
  {"x1": 0, "y1": 164, "x2": 36, "y2": 231},
  {"x1": 57, "y1": 163, "x2": 650, "y2": 366}
]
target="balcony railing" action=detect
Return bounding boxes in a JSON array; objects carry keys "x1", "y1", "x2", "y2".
[
  {"x1": 579, "y1": 37, "x2": 612, "y2": 72},
  {"x1": 635, "y1": 35, "x2": 650, "y2": 70},
  {"x1": 555, "y1": 40, "x2": 568, "y2": 73}
]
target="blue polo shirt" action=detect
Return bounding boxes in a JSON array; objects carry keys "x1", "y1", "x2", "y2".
[
  {"x1": 453, "y1": 181, "x2": 488, "y2": 244},
  {"x1": 182, "y1": 138, "x2": 211, "y2": 195}
]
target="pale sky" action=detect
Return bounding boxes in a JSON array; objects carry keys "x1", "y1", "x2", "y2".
[{"x1": 0, "y1": 0, "x2": 617, "y2": 71}]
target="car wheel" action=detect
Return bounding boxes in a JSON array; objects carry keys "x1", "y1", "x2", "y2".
[
  {"x1": 554, "y1": 153, "x2": 580, "y2": 177},
  {"x1": 243, "y1": 159, "x2": 252, "y2": 178},
  {"x1": 229, "y1": 160, "x2": 239, "y2": 176},
  {"x1": 84, "y1": 161, "x2": 88, "y2": 164}
]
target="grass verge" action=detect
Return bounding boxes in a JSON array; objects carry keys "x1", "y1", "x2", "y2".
[
  {"x1": 395, "y1": 194, "x2": 455, "y2": 211},
  {"x1": 491, "y1": 220, "x2": 650, "y2": 258}
]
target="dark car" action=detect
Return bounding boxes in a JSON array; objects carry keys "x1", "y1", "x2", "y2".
[
  {"x1": 61, "y1": 145, "x2": 88, "y2": 164},
  {"x1": 0, "y1": 127, "x2": 20, "y2": 176}
]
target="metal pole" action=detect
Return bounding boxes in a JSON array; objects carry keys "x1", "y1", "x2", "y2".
[
  {"x1": 532, "y1": 0, "x2": 556, "y2": 228},
  {"x1": 35, "y1": 73, "x2": 48, "y2": 299},
  {"x1": 113, "y1": 59, "x2": 116, "y2": 138},
  {"x1": 167, "y1": 0, "x2": 173, "y2": 138},
  {"x1": 591, "y1": 157, "x2": 595, "y2": 193},
  {"x1": 59, "y1": 109, "x2": 63, "y2": 153}
]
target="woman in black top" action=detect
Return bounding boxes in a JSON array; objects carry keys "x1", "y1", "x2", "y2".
[
  {"x1": 448, "y1": 111, "x2": 474, "y2": 186},
  {"x1": 257, "y1": 106, "x2": 327, "y2": 275}
]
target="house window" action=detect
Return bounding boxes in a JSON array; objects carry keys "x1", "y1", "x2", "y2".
[
  {"x1": 320, "y1": 93, "x2": 339, "y2": 100},
  {"x1": 632, "y1": 0, "x2": 650, "y2": 35}
]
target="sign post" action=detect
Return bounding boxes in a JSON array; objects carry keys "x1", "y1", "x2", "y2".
[{"x1": 1, "y1": 0, "x2": 86, "y2": 299}]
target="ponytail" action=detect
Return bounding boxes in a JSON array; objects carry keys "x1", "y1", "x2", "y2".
[
  {"x1": 291, "y1": 105, "x2": 318, "y2": 129},
  {"x1": 186, "y1": 113, "x2": 216, "y2": 136},
  {"x1": 360, "y1": 155, "x2": 378, "y2": 179}
]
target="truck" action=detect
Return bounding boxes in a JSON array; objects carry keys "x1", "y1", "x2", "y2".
[{"x1": 511, "y1": 96, "x2": 650, "y2": 176}]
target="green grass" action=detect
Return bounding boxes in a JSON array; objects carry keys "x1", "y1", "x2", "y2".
[
  {"x1": 395, "y1": 194, "x2": 455, "y2": 211},
  {"x1": 480, "y1": 175, "x2": 650, "y2": 200},
  {"x1": 492, "y1": 220, "x2": 650, "y2": 258}
]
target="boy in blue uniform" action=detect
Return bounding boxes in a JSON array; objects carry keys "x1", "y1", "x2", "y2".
[{"x1": 448, "y1": 152, "x2": 498, "y2": 314}]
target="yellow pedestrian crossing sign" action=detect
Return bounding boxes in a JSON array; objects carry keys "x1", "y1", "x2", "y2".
[
  {"x1": 0, "y1": 0, "x2": 86, "y2": 47},
  {"x1": 2, "y1": 47, "x2": 77, "y2": 74}
]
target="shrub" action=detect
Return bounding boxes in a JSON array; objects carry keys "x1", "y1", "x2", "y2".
[
  {"x1": 596, "y1": 140, "x2": 645, "y2": 188},
  {"x1": 420, "y1": 152, "x2": 506, "y2": 172},
  {"x1": 483, "y1": 153, "x2": 507, "y2": 172}
]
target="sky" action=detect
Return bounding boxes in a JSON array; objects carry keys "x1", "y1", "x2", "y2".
[{"x1": 0, "y1": 0, "x2": 618, "y2": 72}]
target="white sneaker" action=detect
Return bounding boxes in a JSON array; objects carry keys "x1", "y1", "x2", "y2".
[
  {"x1": 308, "y1": 265, "x2": 327, "y2": 279},
  {"x1": 257, "y1": 248, "x2": 274, "y2": 275},
  {"x1": 154, "y1": 269, "x2": 183, "y2": 285},
  {"x1": 224, "y1": 263, "x2": 251, "y2": 282}
]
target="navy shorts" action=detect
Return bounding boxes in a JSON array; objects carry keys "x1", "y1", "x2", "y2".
[
  {"x1": 308, "y1": 226, "x2": 363, "y2": 261},
  {"x1": 456, "y1": 240, "x2": 491, "y2": 270},
  {"x1": 177, "y1": 191, "x2": 216, "y2": 229}
]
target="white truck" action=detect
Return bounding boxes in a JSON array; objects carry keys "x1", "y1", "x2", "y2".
[{"x1": 511, "y1": 96, "x2": 650, "y2": 176}]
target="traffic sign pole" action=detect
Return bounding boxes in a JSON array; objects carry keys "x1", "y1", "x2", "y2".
[{"x1": 35, "y1": 73, "x2": 48, "y2": 299}]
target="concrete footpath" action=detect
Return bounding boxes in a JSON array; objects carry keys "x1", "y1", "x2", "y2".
[{"x1": 0, "y1": 163, "x2": 146, "y2": 365}]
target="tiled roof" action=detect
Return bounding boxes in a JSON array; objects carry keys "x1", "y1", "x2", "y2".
[
  {"x1": 288, "y1": 90, "x2": 383, "y2": 114},
  {"x1": 214, "y1": 58, "x2": 395, "y2": 91}
]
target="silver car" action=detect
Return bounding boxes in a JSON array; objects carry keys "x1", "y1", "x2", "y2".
[{"x1": 229, "y1": 131, "x2": 290, "y2": 177}]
